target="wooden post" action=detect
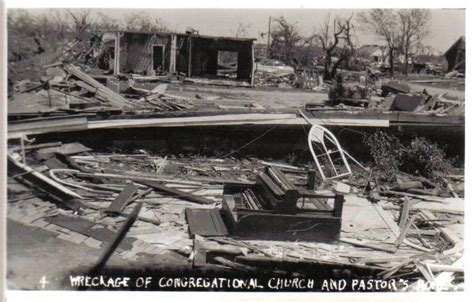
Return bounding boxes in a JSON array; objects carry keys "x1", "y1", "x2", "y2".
[
  {"x1": 250, "y1": 43, "x2": 255, "y2": 86},
  {"x1": 169, "y1": 34, "x2": 177, "y2": 75},
  {"x1": 113, "y1": 32, "x2": 121, "y2": 76},
  {"x1": 20, "y1": 135, "x2": 26, "y2": 165},
  {"x1": 187, "y1": 36, "x2": 193, "y2": 77},
  {"x1": 398, "y1": 197, "x2": 411, "y2": 229},
  {"x1": 333, "y1": 194, "x2": 344, "y2": 217}
]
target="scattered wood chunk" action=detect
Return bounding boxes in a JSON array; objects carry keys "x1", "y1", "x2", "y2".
[
  {"x1": 138, "y1": 179, "x2": 215, "y2": 204},
  {"x1": 92, "y1": 202, "x2": 143, "y2": 272},
  {"x1": 335, "y1": 181, "x2": 351, "y2": 194},
  {"x1": 36, "y1": 142, "x2": 92, "y2": 160},
  {"x1": 105, "y1": 184, "x2": 139, "y2": 215},
  {"x1": 398, "y1": 197, "x2": 411, "y2": 229},
  {"x1": 64, "y1": 63, "x2": 134, "y2": 109}
]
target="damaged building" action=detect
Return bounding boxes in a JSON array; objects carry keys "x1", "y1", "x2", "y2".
[
  {"x1": 99, "y1": 30, "x2": 256, "y2": 84},
  {"x1": 444, "y1": 36, "x2": 465, "y2": 73}
]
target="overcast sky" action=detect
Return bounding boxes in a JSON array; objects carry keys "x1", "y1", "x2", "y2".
[{"x1": 17, "y1": 8, "x2": 465, "y2": 53}]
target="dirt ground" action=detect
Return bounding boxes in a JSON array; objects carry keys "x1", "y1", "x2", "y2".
[{"x1": 6, "y1": 219, "x2": 188, "y2": 290}]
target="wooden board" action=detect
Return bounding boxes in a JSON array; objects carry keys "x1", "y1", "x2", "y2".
[
  {"x1": 87, "y1": 113, "x2": 390, "y2": 129},
  {"x1": 185, "y1": 208, "x2": 228, "y2": 237},
  {"x1": 138, "y1": 179, "x2": 215, "y2": 205},
  {"x1": 105, "y1": 184, "x2": 139, "y2": 215},
  {"x1": 36, "y1": 142, "x2": 92, "y2": 160},
  {"x1": 45, "y1": 214, "x2": 136, "y2": 249}
]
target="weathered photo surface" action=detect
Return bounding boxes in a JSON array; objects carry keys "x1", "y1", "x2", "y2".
[{"x1": 5, "y1": 8, "x2": 465, "y2": 292}]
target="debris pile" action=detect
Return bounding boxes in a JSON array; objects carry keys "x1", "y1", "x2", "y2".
[
  {"x1": 9, "y1": 63, "x2": 195, "y2": 115},
  {"x1": 253, "y1": 70, "x2": 296, "y2": 88},
  {"x1": 6, "y1": 128, "x2": 464, "y2": 290}
]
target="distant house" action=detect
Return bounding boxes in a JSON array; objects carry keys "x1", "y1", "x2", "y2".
[
  {"x1": 444, "y1": 36, "x2": 465, "y2": 73},
  {"x1": 100, "y1": 30, "x2": 256, "y2": 83},
  {"x1": 357, "y1": 45, "x2": 387, "y2": 63}
]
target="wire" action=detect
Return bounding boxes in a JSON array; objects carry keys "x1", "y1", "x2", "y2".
[{"x1": 218, "y1": 115, "x2": 294, "y2": 159}]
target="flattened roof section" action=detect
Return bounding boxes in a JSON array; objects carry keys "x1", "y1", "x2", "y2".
[{"x1": 107, "y1": 30, "x2": 256, "y2": 42}]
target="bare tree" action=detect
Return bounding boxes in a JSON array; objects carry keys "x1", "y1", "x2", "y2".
[
  {"x1": 357, "y1": 9, "x2": 399, "y2": 77},
  {"x1": 269, "y1": 16, "x2": 302, "y2": 65},
  {"x1": 398, "y1": 9, "x2": 431, "y2": 75},
  {"x1": 123, "y1": 11, "x2": 169, "y2": 32},
  {"x1": 67, "y1": 9, "x2": 95, "y2": 41},
  {"x1": 316, "y1": 14, "x2": 355, "y2": 80},
  {"x1": 233, "y1": 22, "x2": 251, "y2": 38}
]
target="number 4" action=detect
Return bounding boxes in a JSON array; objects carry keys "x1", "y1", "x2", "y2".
[{"x1": 39, "y1": 275, "x2": 50, "y2": 289}]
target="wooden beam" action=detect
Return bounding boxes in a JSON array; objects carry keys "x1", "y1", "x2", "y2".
[
  {"x1": 398, "y1": 197, "x2": 411, "y2": 229},
  {"x1": 395, "y1": 213, "x2": 419, "y2": 247},
  {"x1": 187, "y1": 36, "x2": 193, "y2": 77},
  {"x1": 169, "y1": 34, "x2": 177, "y2": 74},
  {"x1": 105, "y1": 183, "x2": 139, "y2": 215},
  {"x1": 138, "y1": 179, "x2": 215, "y2": 205},
  {"x1": 91, "y1": 202, "x2": 143, "y2": 273},
  {"x1": 7, "y1": 153, "x2": 82, "y2": 200},
  {"x1": 64, "y1": 63, "x2": 133, "y2": 109},
  {"x1": 114, "y1": 32, "x2": 120, "y2": 76}
]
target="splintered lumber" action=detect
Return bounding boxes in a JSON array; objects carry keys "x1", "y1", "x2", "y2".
[
  {"x1": 45, "y1": 213, "x2": 135, "y2": 249},
  {"x1": 63, "y1": 64, "x2": 134, "y2": 109},
  {"x1": 91, "y1": 202, "x2": 143, "y2": 272},
  {"x1": 87, "y1": 113, "x2": 390, "y2": 130},
  {"x1": 36, "y1": 142, "x2": 92, "y2": 160},
  {"x1": 10, "y1": 142, "x2": 62, "y2": 152},
  {"x1": 151, "y1": 83, "x2": 168, "y2": 94},
  {"x1": 398, "y1": 198, "x2": 411, "y2": 229},
  {"x1": 381, "y1": 190, "x2": 450, "y2": 203},
  {"x1": 395, "y1": 214, "x2": 419, "y2": 247},
  {"x1": 8, "y1": 153, "x2": 82, "y2": 200},
  {"x1": 105, "y1": 184, "x2": 139, "y2": 215},
  {"x1": 373, "y1": 204, "x2": 431, "y2": 252},
  {"x1": 138, "y1": 179, "x2": 215, "y2": 204},
  {"x1": 419, "y1": 210, "x2": 461, "y2": 246},
  {"x1": 8, "y1": 115, "x2": 88, "y2": 139},
  {"x1": 213, "y1": 256, "x2": 258, "y2": 272},
  {"x1": 340, "y1": 237, "x2": 397, "y2": 253}
]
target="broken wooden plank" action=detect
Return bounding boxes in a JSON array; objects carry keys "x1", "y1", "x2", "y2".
[
  {"x1": 340, "y1": 237, "x2": 397, "y2": 253},
  {"x1": 105, "y1": 184, "x2": 139, "y2": 215},
  {"x1": 213, "y1": 256, "x2": 258, "y2": 273},
  {"x1": 398, "y1": 197, "x2": 411, "y2": 229},
  {"x1": 64, "y1": 64, "x2": 134, "y2": 109},
  {"x1": 8, "y1": 153, "x2": 82, "y2": 200},
  {"x1": 419, "y1": 210, "x2": 461, "y2": 247},
  {"x1": 36, "y1": 142, "x2": 92, "y2": 160},
  {"x1": 45, "y1": 213, "x2": 135, "y2": 249},
  {"x1": 92, "y1": 202, "x2": 143, "y2": 272},
  {"x1": 185, "y1": 208, "x2": 228, "y2": 237},
  {"x1": 138, "y1": 179, "x2": 215, "y2": 205},
  {"x1": 8, "y1": 115, "x2": 88, "y2": 139},
  {"x1": 395, "y1": 213, "x2": 419, "y2": 247},
  {"x1": 373, "y1": 203, "x2": 431, "y2": 252},
  {"x1": 10, "y1": 141, "x2": 62, "y2": 152},
  {"x1": 87, "y1": 113, "x2": 390, "y2": 130}
]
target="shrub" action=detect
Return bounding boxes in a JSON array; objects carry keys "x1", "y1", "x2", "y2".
[{"x1": 363, "y1": 131, "x2": 454, "y2": 182}]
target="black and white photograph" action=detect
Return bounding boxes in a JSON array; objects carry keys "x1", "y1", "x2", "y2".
[{"x1": 1, "y1": 0, "x2": 468, "y2": 297}]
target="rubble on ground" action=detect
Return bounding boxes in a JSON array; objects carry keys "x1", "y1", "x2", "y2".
[{"x1": 6, "y1": 129, "x2": 464, "y2": 290}]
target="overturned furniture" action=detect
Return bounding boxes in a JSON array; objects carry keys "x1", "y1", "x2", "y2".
[{"x1": 186, "y1": 166, "x2": 344, "y2": 243}]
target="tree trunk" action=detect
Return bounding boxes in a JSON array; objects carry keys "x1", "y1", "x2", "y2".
[
  {"x1": 323, "y1": 53, "x2": 332, "y2": 80},
  {"x1": 389, "y1": 47, "x2": 394, "y2": 78},
  {"x1": 404, "y1": 45, "x2": 409, "y2": 76}
]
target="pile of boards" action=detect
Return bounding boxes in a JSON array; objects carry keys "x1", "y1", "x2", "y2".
[
  {"x1": 9, "y1": 63, "x2": 195, "y2": 115},
  {"x1": 6, "y1": 138, "x2": 465, "y2": 291}
]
